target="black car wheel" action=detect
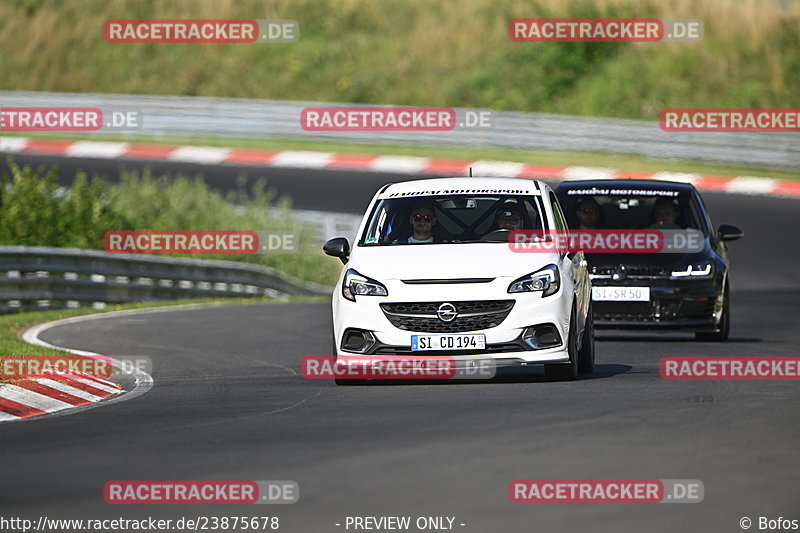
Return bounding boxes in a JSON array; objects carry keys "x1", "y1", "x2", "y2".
[
  {"x1": 545, "y1": 306, "x2": 579, "y2": 381},
  {"x1": 577, "y1": 302, "x2": 595, "y2": 374},
  {"x1": 695, "y1": 282, "x2": 730, "y2": 342}
]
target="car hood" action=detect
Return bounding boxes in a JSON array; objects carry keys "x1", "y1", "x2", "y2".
[{"x1": 350, "y1": 243, "x2": 560, "y2": 281}]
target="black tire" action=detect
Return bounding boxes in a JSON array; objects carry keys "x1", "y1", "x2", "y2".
[
  {"x1": 577, "y1": 302, "x2": 595, "y2": 374},
  {"x1": 545, "y1": 306, "x2": 578, "y2": 381},
  {"x1": 695, "y1": 283, "x2": 730, "y2": 342}
]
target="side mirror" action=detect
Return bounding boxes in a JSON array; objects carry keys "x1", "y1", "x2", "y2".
[
  {"x1": 717, "y1": 224, "x2": 743, "y2": 242},
  {"x1": 323, "y1": 237, "x2": 350, "y2": 264}
]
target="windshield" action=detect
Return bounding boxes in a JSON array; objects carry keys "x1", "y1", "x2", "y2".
[
  {"x1": 560, "y1": 189, "x2": 707, "y2": 235},
  {"x1": 359, "y1": 195, "x2": 547, "y2": 245}
]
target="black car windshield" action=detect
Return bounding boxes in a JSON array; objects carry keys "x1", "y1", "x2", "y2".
[
  {"x1": 360, "y1": 195, "x2": 547, "y2": 245},
  {"x1": 560, "y1": 189, "x2": 708, "y2": 235}
]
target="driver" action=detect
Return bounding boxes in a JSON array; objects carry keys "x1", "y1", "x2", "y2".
[
  {"x1": 575, "y1": 197, "x2": 601, "y2": 229},
  {"x1": 494, "y1": 203, "x2": 525, "y2": 230},
  {"x1": 394, "y1": 201, "x2": 438, "y2": 243}
]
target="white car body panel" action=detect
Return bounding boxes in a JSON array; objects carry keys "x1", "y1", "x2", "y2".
[{"x1": 329, "y1": 177, "x2": 591, "y2": 367}]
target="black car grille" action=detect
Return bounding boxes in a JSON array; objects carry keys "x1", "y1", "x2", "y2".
[
  {"x1": 595, "y1": 298, "x2": 715, "y2": 322},
  {"x1": 590, "y1": 265, "x2": 671, "y2": 278},
  {"x1": 380, "y1": 300, "x2": 515, "y2": 333}
]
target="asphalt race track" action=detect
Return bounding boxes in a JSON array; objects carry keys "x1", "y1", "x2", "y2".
[{"x1": 1, "y1": 160, "x2": 799, "y2": 532}]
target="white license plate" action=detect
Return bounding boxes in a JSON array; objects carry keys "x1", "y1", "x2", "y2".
[
  {"x1": 592, "y1": 286, "x2": 650, "y2": 301},
  {"x1": 411, "y1": 334, "x2": 486, "y2": 351}
]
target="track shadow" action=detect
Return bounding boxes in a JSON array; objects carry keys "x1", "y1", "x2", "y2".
[{"x1": 345, "y1": 363, "x2": 632, "y2": 386}]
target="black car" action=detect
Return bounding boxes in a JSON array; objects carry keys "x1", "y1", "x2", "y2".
[{"x1": 554, "y1": 179, "x2": 743, "y2": 341}]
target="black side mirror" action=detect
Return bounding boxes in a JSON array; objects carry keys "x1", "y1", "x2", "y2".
[
  {"x1": 323, "y1": 237, "x2": 350, "y2": 264},
  {"x1": 717, "y1": 224, "x2": 744, "y2": 242}
]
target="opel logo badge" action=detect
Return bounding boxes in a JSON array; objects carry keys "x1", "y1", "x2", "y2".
[
  {"x1": 437, "y1": 303, "x2": 458, "y2": 322},
  {"x1": 611, "y1": 264, "x2": 628, "y2": 282}
]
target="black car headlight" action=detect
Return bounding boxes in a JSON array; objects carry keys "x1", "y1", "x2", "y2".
[
  {"x1": 671, "y1": 261, "x2": 714, "y2": 279},
  {"x1": 508, "y1": 264, "x2": 560, "y2": 297},
  {"x1": 342, "y1": 269, "x2": 388, "y2": 301}
]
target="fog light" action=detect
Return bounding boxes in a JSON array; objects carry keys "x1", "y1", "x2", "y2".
[
  {"x1": 341, "y1": 328, "x2": 376, "y2": 354},
  {"x1": 521, "y1": 324, "x2": 562, "y2": 350}
]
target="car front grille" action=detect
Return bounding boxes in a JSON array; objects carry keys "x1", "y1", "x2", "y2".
[
  {"x1": 380, "y1": 300, "x2": 515, "y2": 333},
  {"x1": 590, "y1": 265, "x2": 671, "y2": 279}
]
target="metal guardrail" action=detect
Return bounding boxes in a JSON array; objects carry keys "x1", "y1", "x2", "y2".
[
  {"x1": 0, "y1": 246, "x2": 330, "y2": 313},
  {"x1": 1, "y1": 91, "x2": 797, "y2": 169},
  {"x1": 293, "y1": 209, "x2": 363, "y2": 243}
]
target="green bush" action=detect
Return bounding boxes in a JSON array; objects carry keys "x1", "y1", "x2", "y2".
[
  {"x1": 0, "y1": 159, "x2": 341, "y2": 286},
  {"x1": 0, "y1": 159, "x2": 127, "y2": 248}
]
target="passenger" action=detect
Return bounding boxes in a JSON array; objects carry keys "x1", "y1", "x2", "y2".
[
  {"x1": 648, "y1": 198, "x2": 681, "y2": 229},
  {"x1": 575, "y1": 198, "x2": 601, "y2": 229},
  {"x1": 494, "y1": 203, "x2": 525, "y2": 230}
]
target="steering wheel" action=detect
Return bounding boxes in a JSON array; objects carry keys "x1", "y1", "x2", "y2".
[{"x1": 480, "y1": 228, "x2": 513, "y2": 242}]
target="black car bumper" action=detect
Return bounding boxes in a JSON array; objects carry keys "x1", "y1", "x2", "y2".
[{"x1": 592, "y1": 278, "x2": 723, "y2": 331}]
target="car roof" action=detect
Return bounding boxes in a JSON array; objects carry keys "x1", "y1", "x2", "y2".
[
  {"x1": 377, "y1": 177, "x2": 545, "y2": 199},
  {"x1": 554, "y1": 179, "x2": 698, "y2": 194}
]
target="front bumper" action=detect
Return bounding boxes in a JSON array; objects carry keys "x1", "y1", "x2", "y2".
[
  {"x1": 332, "y1": 277, "x2": 572, "y2": 365},
  {"x1": 592, "y1": 277, "x2": 723, "y2": 331}
]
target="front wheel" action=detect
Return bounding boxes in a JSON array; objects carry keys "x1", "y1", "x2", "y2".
[
  {"x1": 577, "y1": 302, "x2": 595, "y2": 374},
  {"x1": 695, "y1": 283, "x2": 730, "y2": 342},
  {"x1": 545, "y1": 307, "x2": 578, "y2": 381}
]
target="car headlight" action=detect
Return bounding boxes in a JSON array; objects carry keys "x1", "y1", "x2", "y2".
[
  {"x1": 508, "y1": 264, "x2": 560, "y2": 297},
  {"x1": 342, "y1": 269, "x2": 388, "y2": 301},
  {"x1": 671, "y1": 261, "x2": 714, "y2": 279}
]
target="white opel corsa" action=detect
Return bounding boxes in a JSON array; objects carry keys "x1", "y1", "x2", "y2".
[{"x1": 323, "y1": 177, "x2": 594, "y2": 384}]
